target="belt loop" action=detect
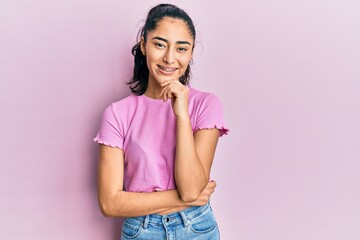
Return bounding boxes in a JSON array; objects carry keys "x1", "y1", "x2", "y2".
[
  {"x1": 143, "y1": 215, "x2": 149, "y2": 229},
  {"x1": 179, "y1": 210, "x2": 190, "y2": 228}
]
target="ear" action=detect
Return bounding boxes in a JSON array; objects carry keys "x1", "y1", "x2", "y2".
[{"x1": 140, "y1": 37, "x2": 146, "y2": 56}]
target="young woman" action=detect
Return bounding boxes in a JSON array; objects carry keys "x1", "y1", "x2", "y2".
[{"x1": 94, "y1": 3, "x2": 228, "y2": 240}]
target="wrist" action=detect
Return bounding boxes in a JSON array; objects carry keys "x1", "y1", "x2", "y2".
[{"x1": 175, "y1": 113, "x2": 190, "y2": 122}]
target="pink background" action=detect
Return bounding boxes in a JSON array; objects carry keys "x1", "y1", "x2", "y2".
[{"x1": 1, "y1": 0, "x2": 359, "y2": 239}]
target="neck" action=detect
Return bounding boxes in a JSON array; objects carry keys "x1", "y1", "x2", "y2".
[{"x1": 144, "y1": 78, "x2": 163, "y2": 99}]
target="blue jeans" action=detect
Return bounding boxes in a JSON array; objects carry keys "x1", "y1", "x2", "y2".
[{"x1": 121, "y1": 203, "x2": 220, "y2": 240}]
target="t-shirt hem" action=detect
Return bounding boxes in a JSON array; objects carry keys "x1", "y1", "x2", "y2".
[
  {"x1": 93, "y1": 137, "x2": 124, "y2": 149},
  {"x1": 194, "y1": 125, "x2": 229, "y2": 137}
]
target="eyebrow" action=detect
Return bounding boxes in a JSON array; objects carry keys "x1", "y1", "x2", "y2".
[{"x1": 152, "y1": 36, "x2": 192, "y2": 46}]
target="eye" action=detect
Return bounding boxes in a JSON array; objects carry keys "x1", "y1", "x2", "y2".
[
  {"x1": 178, "y1": 47, "x2": 188, "y2": 52},
  {"x1": 155, "y1": 43, "x2": 166, "y2": 48}
]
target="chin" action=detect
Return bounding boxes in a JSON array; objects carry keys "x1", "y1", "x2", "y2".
[{"x1": 155, "y1": 75, "x2": 182, "y2": 84}]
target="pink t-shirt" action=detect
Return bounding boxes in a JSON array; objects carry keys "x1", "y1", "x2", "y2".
[{"x1": 94, "y1": 87, "x2": 228, "y2": 193}]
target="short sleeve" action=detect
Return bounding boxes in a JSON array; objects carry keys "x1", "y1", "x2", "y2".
[
  {"x1": 194, "y1": 94, "x2": 229, "y2": 137},
  {"x1": 93, "y1": 104, "x2": 124, "y2": 149}
]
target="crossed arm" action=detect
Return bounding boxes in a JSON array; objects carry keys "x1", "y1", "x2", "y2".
[
  {"x1": 97, "y1": 128, "x2": 219, "y2": 218},
  {"x1": 98, "y1": 80, "x2": 220, "y2": 218}
]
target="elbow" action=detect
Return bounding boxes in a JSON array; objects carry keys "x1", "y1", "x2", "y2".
[
  {"x1": 98, "y1": 190, "x2": 129, "y2": 218},
  {"x1": 99, "y1": 198, "x2": 115, "y2": 217},
  {"x1": 179, "y1": 191, "x2": 200, "y2": 203},
  {"x1": 98, "y1": 193, "x2": 123, "y2": 217},
  {"x1": 177, "y1": 177, "x2": 209, "y2": 202}
]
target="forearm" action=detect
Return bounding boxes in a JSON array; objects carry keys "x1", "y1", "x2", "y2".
[
  {"x1": 100, "y1": 189, "x2": 186, "y2": 218},
  {"x1": 174, "y1": 116, "x2": 208, "y2": 201}
]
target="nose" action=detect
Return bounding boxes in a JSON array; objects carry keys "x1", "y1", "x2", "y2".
[{"x1": 163, "y1": 49, "x2": 175, "y2": 64}]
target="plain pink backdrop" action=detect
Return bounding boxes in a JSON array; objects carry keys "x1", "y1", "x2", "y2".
[{"x1": 1, "y1": 0, "x2": 359, "y2": 239}]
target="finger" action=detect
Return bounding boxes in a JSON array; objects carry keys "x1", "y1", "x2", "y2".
[
  {"x1": 169, "y1": 84, "x2": 187, "y2": 98},
  {"x1": 208, "y1": 181, "x2": 217, "y2": 188},
  {"x1": 211, "y1": 180, "x2": 217, "y2": 187},
  {"x1": 160, "y1": 85, "x2": 169, "y2": 101},
  {"x1": 162, "y1": 86, "x2": 172, "y2": 101},
  {"x1": 163, "y1": 85, "x2": 180, "y2": 101},
  {"x1": 161, "y1": 84, "x2": 176, "y2": 101},
  {"x1": 160, "y1": 82, "x2": 177, "y2": 98}
]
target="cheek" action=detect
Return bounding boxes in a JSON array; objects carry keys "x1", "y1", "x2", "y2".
[
  {"x1": 146, "y1": 47, "x2": 163, "y2": 62},
  {"x1": 145, "y1": 54, "x2": 159, "y2": 71},
  {"x1": 179, "y1": 55, "x2": 192, "y2": 68}
]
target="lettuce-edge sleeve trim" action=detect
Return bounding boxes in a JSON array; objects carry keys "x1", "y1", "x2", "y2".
[
  {"x1": 93, "y1": 103, "x2": 125, "y2": 149},
  {"x1": 194, "y1": 125, "x2": 229, "y2": 137},
  {"x1": 93, "y1": 137, "x2": 124, "y2": 150}
]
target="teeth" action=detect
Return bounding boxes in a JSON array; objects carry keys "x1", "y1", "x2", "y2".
[{"x1": 159, "y1": 66, "x2": 176, "y2": 72}]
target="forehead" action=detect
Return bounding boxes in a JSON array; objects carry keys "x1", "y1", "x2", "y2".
[{"x1": 148, "y1": 17, "x2": 194, "y2": 42}]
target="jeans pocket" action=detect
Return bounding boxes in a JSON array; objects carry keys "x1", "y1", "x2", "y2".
[
  {"x1": 189, "y1": 208, "x2": 218, "y2": 234},
  {"x1": 121, "y1": 218, "x2": 142, "y2": 239}
]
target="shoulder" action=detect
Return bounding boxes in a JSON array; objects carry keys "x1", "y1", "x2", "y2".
[
  {"x1": 188, "y1": 86, "x2": 229, "y2": 136},
  {"x1": 188, "y1": 86, "x2": 223, "y2": 107},
  {"x1": 102, "y1": 94, "x2": 139, "y2": 120},
  {"x1": 107, "y1": 94, "x2": 139, "y2": 112},
  {"x1": 110, "y1": 94, "x2": 137, "y2": 108}
]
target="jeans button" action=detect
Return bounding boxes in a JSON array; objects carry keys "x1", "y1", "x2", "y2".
[{"x1": 166, "y1": 217, "x2": 170, "y2": 222}]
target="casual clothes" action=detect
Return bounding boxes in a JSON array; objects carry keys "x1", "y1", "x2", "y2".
[
  {"x1": 94, "y1": 87, "x2": 228, "y2": 193},
  {"x1": 121, "y1": 203, "x2": 220, "y2": 240},
  {"x1": 94, "y1": 86, "x2": 228, "y2": 239}
]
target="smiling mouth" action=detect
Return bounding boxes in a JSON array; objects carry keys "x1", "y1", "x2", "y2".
[{"x1": 158, "y1": 65, "x2": 177, "y2": 72}]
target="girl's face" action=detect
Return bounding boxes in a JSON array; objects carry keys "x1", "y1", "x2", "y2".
[{"x1": 141, "y1": 17, "x2": 194, "y2": 85}]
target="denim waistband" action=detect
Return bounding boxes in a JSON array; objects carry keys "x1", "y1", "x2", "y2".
[{"x1": 128, "y1": 203, "x2": 211, "y2": 229}]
